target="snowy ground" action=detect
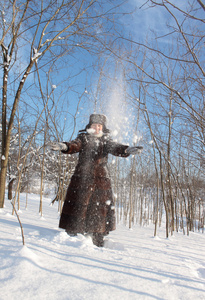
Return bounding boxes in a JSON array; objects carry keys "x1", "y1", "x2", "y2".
[{"x1": 0, "y1": 193, "x2": 205, "y2": 300}]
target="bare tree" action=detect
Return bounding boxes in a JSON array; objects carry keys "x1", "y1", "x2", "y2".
[
  {"x1": 0, "y1": 0, "x2": 131, "y2": 208},
  {"x1": 116, "y1": 0, "x2": 205, "y2": 235}
]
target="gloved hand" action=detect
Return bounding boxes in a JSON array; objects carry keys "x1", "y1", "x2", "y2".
[
  {"x1": 48, "y1": 142, "x2": 68, "y2": 151},
  {"x1": 126, "y1": 146, "x2": 143, "y2": 155}
]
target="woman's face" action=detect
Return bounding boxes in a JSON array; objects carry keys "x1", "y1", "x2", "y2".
[{"x1": 90, "y1": 123, "x2": 103, "y2": 135}]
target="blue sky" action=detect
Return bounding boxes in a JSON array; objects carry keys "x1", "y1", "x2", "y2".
[
  {"x1": 1, "y1": 0, "x2": 204, "y2": 147},
  {"x1": 40, "y1": 0, "x2": 205, "y2": 145}
]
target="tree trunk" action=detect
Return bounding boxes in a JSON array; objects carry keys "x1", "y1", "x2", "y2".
[
  {"x1": 0, "y1": 154, "x2": 9, "y2": 207},
  {"x1": 8, "y1": 178, "x2": 16, "y2": 200},
  {"x1": 0, "y1": 62, "x2": 34, "y2": 208},
  {"x1": 160, "y1": 152, "x2": 169, "y2": 238},
  {"x1": 154, "y1": 178, "x2": 159, "y2": 237}
]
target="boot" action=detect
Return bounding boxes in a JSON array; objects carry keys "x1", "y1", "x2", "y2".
[
  {"x1": 65, "y1": 230, "x2": 77, "y2": 237},
  {"x1": 92, "y1": 233, "x2": 104, "y2": 247}
]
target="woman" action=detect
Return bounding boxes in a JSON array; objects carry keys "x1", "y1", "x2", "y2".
[{"x1": 50, "y1": 114, "x2": 142, "y2": 247}]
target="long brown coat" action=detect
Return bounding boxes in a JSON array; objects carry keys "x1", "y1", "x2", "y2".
[{"x1": 59, "y1": 131, "x2": 129, "y2": 235}]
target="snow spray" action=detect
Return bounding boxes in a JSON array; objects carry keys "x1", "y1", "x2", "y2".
[{"x1": 105, "y1": 75, "x2": 139, "y2": 145}]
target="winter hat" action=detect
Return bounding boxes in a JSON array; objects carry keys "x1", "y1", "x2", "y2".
[
  {"x1": 89, "y1": 114, "x2": 107, "y2": 127},
  {"x1": 81, "y1": 113, "x2": 109, "y2": 134}
]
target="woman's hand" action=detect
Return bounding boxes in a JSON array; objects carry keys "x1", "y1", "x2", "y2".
[
  {"x1": 48, "y1": 142, "x2": 68, "y2": 151},
  {"x1": 125, "y1": 146, "x2": 143, "y2": 155}
]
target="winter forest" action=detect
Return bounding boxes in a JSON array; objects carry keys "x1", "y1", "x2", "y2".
[
  {"x1": 0, "y1": 0, "x2": 205, "y2": 239},
  {"x1": 1, "y1": 1, "x2": 205, "y2": 299}
]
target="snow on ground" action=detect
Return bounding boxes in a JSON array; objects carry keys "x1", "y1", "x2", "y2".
[{"x1": 0, "y1": 193, "x2": 205, "y2": 300}]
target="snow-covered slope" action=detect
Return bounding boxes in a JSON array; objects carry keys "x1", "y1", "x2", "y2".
[{"x1": 0, "y1": 193, "x2": 205, "y2": 300}]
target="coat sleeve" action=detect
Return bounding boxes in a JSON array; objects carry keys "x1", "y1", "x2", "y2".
[
  {"x1": 106, "y1": 138, "x2": 130, "y2": 157},
  {"x1": 61, "y1": 135, "x2": 83, "y2": 154}
]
